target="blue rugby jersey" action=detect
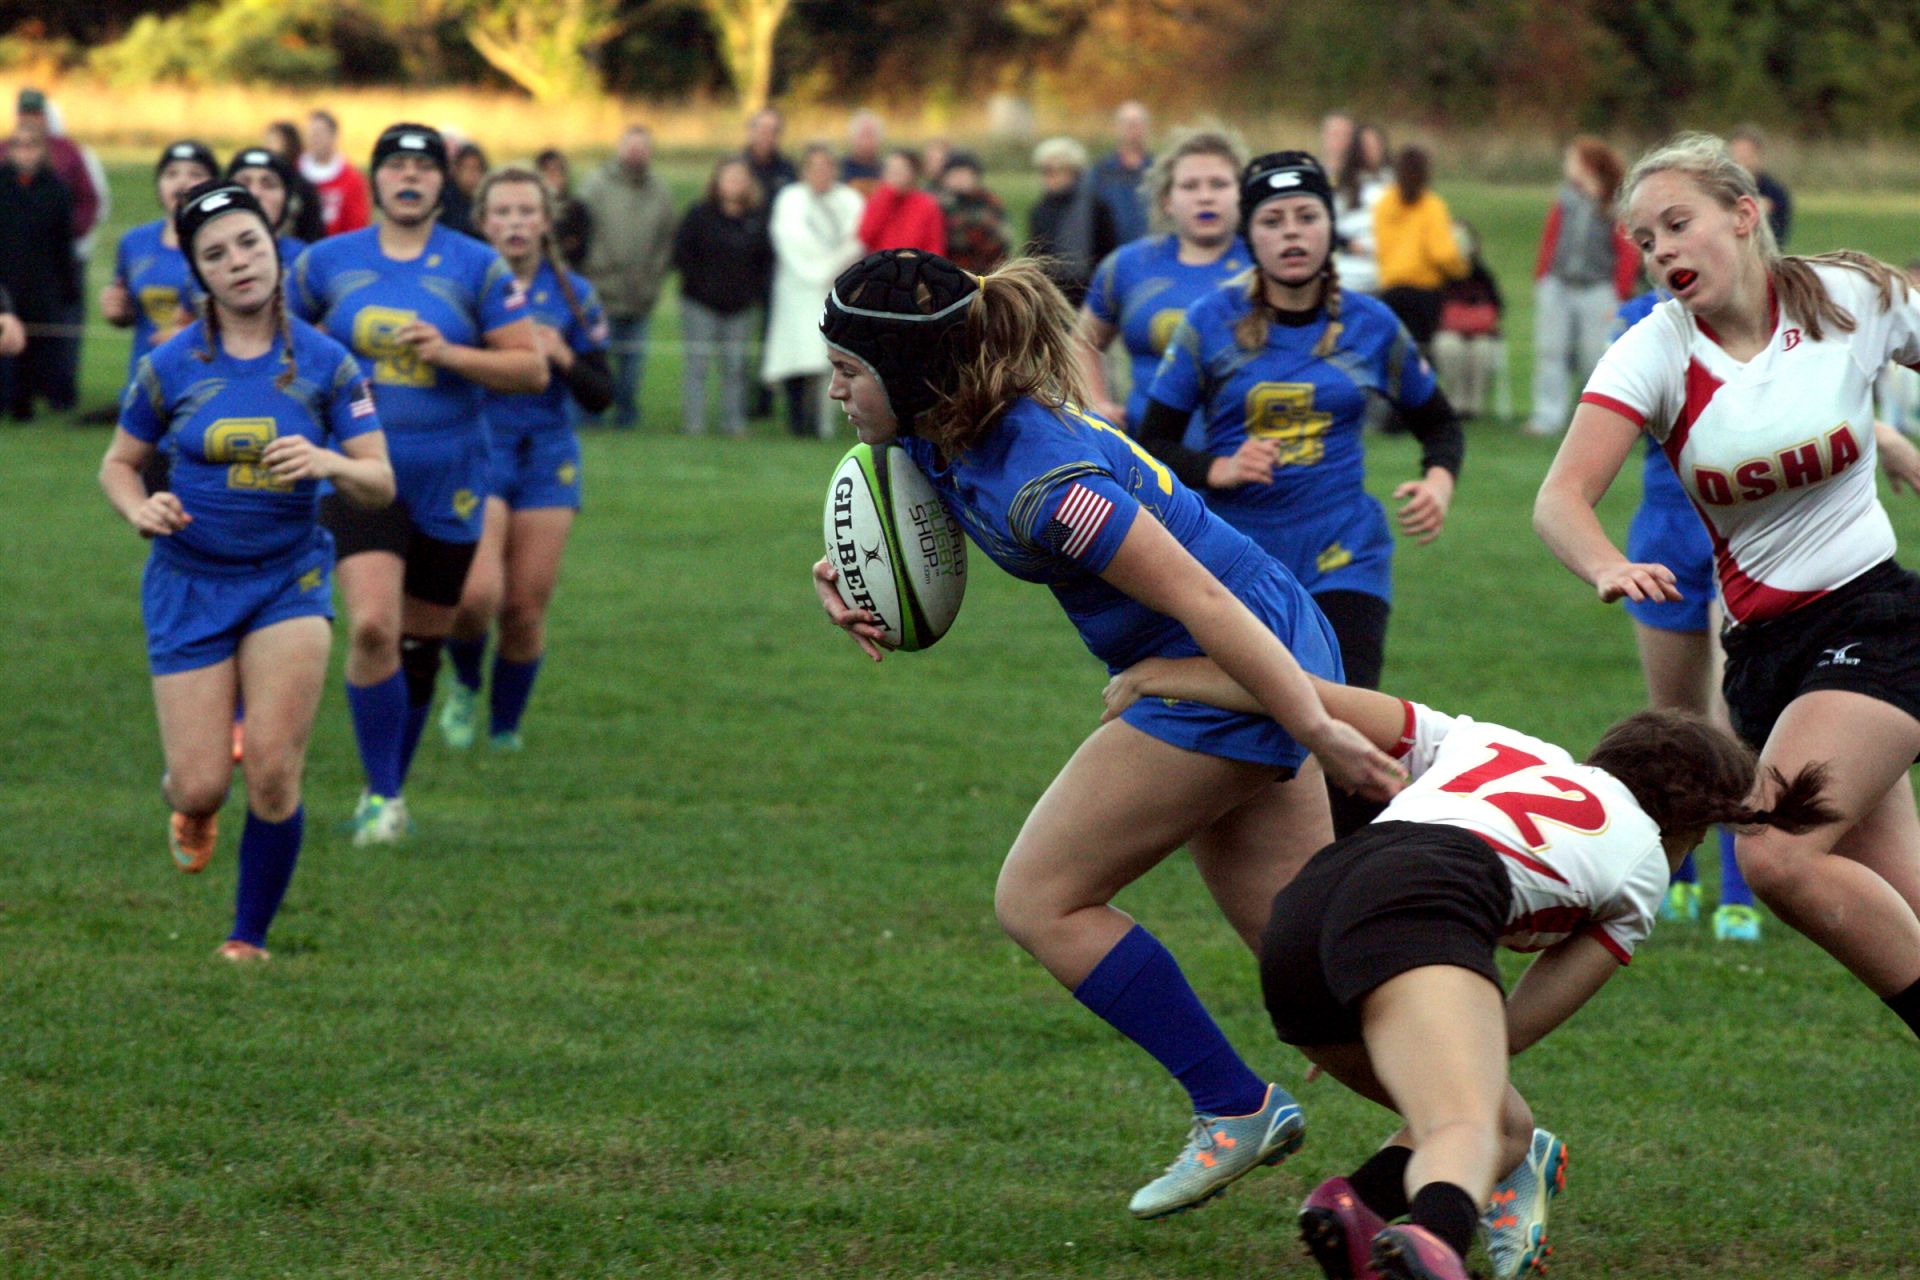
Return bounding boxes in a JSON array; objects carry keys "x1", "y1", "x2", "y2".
[
  {"x1": 898, "y1": 397, "x2": 1278, "y2": 669},
  {"x1": 1147, "y1": 283, "x2": 1439, "y2": 600},
  {"x1": 289, "y1": 223, "x2": 526, "y2": 442},
  {"x1": 1613, "y1": 289, "x2": 1690, "y2": 511},
  {"x1": 1085, "y1": 234, "x2": 1250, "y2": 428},
  {"x1": 114, "y1": 220, "x2": 198, "y2": 384},
  {"x1": 119, "y1": 318, "x2": 381, "y2": 568},
  {"x1": 482, "y1": 261, "x2": 608, "y2": 442}
]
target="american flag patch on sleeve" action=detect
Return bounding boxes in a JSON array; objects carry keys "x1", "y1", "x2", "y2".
[
  {"x1": 1043, "y1": 482, "x2": 1115, "y2": 560},
  {"x1": 349, "y1": 379, "x2": 376, "y2": 419}
]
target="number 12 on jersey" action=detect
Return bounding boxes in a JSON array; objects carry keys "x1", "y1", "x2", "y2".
[{"x1": 1435, "y1": 742, "x2": 1610, "y2": 850}]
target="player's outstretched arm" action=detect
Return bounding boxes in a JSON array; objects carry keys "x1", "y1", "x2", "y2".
[
  {"x1": 1535, "y1": 401, "x2": 1681, "y2": 605},
  {"x1": 1096, "y1": 515, "x2": 1405, "y2": 800},
  {"x1": 1103, "y1": 658, "x2": 1410, "y2": 753},
  {"x1": 1503, "y1": 932, "x2": 1620, "y2": 1055}
]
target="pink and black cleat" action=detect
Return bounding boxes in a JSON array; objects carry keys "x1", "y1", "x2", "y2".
[
  {"x1": 1370, "y1": 1224, "x2": 1472, "y2": 1280},
  {"x1": 1299, "y1": 1176, "x2": 1388, "y2": 1279}
]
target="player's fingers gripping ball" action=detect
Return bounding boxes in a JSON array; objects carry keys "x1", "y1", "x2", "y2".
[{"x1": 823, "y1": 442, "x2": 967, "y2": 652}]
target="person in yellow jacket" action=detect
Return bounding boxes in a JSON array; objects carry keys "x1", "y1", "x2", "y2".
[{"x1": 1372, "y1": 146, "x2": 1467, "y2": 352}]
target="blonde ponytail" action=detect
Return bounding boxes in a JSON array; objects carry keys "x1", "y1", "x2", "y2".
[{"x1": 919, "y1": 258, "x2": 1088, "y2": 458}]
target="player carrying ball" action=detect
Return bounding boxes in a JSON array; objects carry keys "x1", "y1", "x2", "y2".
[
  {"x1": 1103, "y1": 657, "x2": 1833, "y2": 1280},
  {"x1": 1538, "y1": 133, "x2": 1920, "y2": 1043},
  {"x1": 811, "y1": 248, "x2": 1405, "y2": 1219}
]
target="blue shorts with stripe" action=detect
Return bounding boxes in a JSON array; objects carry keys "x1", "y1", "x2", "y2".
[
  {"x1": 1118, "y1": 551, "x2": 1345, "y2": 773},
  {"x1": 142, "y1": 534, "x2": 334, "y2": 676}
]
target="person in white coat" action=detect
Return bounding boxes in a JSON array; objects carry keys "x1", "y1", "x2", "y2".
[{"x1": 763, "y1": 144, "x2": 865, "y2": 437}]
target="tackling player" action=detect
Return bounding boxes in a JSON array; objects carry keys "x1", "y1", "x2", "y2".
[
  {"x1": 1103, "y1": 657, "x2": 1832, "y2": 1280},
  {"x1": 1075, "y1": 126, "x2": 1250, "y2": 433},
  {"x1": 811, "y1": 248, "x2": 1406, "y2": 1221},
  {"x1": 1138, "y1": 152, "x2": 1464, "y2": 835},
  {"x1": 290, "y1": 124, "x2": 546, "y2": 845},
  {"x1": 1537, "y1": 132, "x2": 1920, "y2": 1044},
  {"x1": 438, "y1": 165, "x2": 612, "y2": 752},
  {"x1": 97, "y1": 181, "x2": 394, "y2": 959}
]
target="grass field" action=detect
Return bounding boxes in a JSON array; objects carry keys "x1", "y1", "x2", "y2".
[{"x1": 3, "y1": 166, "x2": 1919, "y2": 1278}]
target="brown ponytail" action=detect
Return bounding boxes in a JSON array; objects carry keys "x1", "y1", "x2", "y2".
[
  {"x1": 200, "y1": 283, "x2": 298, "y2": 390},
  {"x1": 475, "y1": 165, "x2": 591, "y2": 333},
  {"x1": 918, "y1": 257, "x2": 1087, "y2": 458},
  {"x1": 1584, "y1": 709, "x2": 1839, "y2": 840}
]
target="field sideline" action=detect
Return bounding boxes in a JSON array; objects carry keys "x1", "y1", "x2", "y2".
[{"x1": 3, "y1": 169, "x2": 1918, "y2": 1277}]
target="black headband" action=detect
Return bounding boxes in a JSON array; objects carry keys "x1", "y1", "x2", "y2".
[
  {"x1": 225, "y1": 148, "x2": 296, "y2": 231},
  {"x1": 157, "y1": 139, "x2": 218, "y2": 184},
  {"x1": 174, "y1": 181, "x2": 277, "y2": 291},
  {"x1": 820, "y1": 249, "x2": 981, "y2": 432},
  {"x1": 1241, "y1": 150, "x2": 1335, "y2": 225}
]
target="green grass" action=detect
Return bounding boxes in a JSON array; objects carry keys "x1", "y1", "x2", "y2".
[{"x1": 3, "y1": 170, "x2": 1919, "y2": 1278}]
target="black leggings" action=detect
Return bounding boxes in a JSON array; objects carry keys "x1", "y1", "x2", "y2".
[{"x1": 1315, "y1": 589, "x2": 1391, "y2": 838}]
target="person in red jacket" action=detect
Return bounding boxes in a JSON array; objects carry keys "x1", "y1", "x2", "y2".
[
  {"x1": 857, "y1": 150, "x2": 946, "y2": 255},
  {"x1": 1525, "y1": 136, "x2": 1639, "y2": 436},
  {"x1": 298, "y1": 109, "x2": 371, "y2": 237}
]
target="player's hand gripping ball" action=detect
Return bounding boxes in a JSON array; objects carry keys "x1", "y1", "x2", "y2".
[{"x1": 822, "y1": 442, "x2": 967, "y2": 651}]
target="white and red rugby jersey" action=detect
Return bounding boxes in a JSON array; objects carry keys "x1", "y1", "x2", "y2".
[
  {"x1": 1378, "y1": 703, "x2": 1668, "y2": 964},
  {"x1": 1580, "y1": 266, "x2": 1920, "y2": 624}
]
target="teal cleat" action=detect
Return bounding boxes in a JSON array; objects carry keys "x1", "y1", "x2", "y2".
[
  {"x1": 1712, "y1": 903, "x2": 1762, "y2": 942},
  {"x1": 350, "y1": 793, "x2": 411, "y2": 848},
  {"x1": 438, "y1": 685, "x2": 478, "y2": 750},
  {"x1": 1481, "y1": 1128, "x2": 1566, "y2": 1280},
  {"x1": 1129, "y1": 1084, "x2": 1305, "y2": 1219},
  {"x1": 487, "y1": 730, "x2": 524, "y2": 752},
  {"x1": 1659, "y1": 881, "x2": 1701, "y2": 923}
]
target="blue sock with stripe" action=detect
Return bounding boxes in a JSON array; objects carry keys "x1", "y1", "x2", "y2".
[
  {"x1": 489, "y1": 654, "x2": 543, "y2": 736},
  {"x1": 1672, "y1": 851, "x2": 1698, "y2": 884},
  {"x1": 1716, "y1": 825, "x2": 1754, "y2": 907},
  {"x1": 1073, "y1": 924, "x2": 1269, "y2": 1117},
  {"x1": 230, "y1": 806, "x2": 302, "y2": 948},
  {"x1": 447, "y1": 637, "x2": 486, "y2": 692},
  {"x1": 345, "y1": 670, "x2": 407, "y2": 799}
]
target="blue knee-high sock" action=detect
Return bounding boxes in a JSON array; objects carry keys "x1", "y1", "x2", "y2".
[
  {"x1": 230, "y1": 807, "x2": 303, "y2": 947},
  {"x1": 345, "y1": 671, "x2": 407, "y2": 799},
  {"x1": 1672, "y1": 851, "x2": 1699, "y2": 885},
  {"x1": 399, "y1": 701, "x2": 434, "y2": 789},
  {"x1": 1072, "y1": 924, "x2": 1269, "y2": 1117},
  {"x1": 489, "y1": 654, "x2": 543, "y2": 736},
  {"x1": 1716, "y1": 825, "x2": 1754, "y2": 906},
  {"x1": 446, "y1": 637, "x2": 486, "y2": 692}
]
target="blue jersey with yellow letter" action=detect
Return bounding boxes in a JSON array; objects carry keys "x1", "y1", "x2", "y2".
[
  {"x1": 1148, "y1": 284, "x2": 1436, "y2": 602},
  {"x1": 1086, "y1": 235, "x2": 1250, "y2": 430},
  {"x1": 119, "y1": 318, "x2": 380, "y2": 569},
  {"x1": 289, "y1": 224, "x2": 525, "y2": 440},
  {"x1": 114, "y1": 221, "x2": 198, "y2": 384},
  {"x1": 899, "y1": 398, "x2": 1341, "y2": 767}
]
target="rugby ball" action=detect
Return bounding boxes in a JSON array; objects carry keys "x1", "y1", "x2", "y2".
[{"x1": 823, "y1": 442, "x2": 967, "y2": 651}]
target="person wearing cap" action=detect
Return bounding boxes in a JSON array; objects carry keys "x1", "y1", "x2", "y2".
[
  {"x1": 289, "y1": 123, "x2": 546, "y2": 847},
  {"x1": 102, "y1": 141, "x2": 219, "y2": 388},
  {"x1": 810, "y1": 247, "x2": 1407, "y2": 1221},
  {"x1": 1136, "y1": 151, "x2": 1464, "y2": 837},
  {"x1": 299, "y1": 109, "x2": 371, "y2": 237},
  {"x1": 97, "y1": 180, "x2": 394, "y2": 960},
  {"x1": 227, "y1": 146, "x2": 312, "y2": 269},
  {"x1": 6, "y1": 89, "x2": 103, "y2": 413},
  {"x1": 1076, "y1": 124, "x2": 1249, "y2": 434},
  {"x1": 0, "y1": 120, "x2": 77, "y2": 420}
]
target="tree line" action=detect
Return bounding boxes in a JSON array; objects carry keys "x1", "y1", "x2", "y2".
[{"x1": 8, "y1": 0, "x2": 1920, "y2": 136}]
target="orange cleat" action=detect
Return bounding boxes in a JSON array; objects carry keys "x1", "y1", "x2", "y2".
[
  {"x1": 169, "y1": 811, "x2": 218, "y2": 874},
  {"x1": 231, "y1": 718, "x2": 245, "y2": 763},
  {"x1": 215, "y1": 940, "x2": 270, "y2": 963}
]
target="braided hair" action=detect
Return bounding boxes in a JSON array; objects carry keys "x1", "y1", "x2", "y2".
[
  {"x1": 1584, "y1": 709, "x2": 1838, "y2": 840},
  {"x1": 1233, "y1": 150, "x2": 1344, "y2": 358},
  {"x1": 178, "y1": 180, "x2": 298, "y2": 389}
]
